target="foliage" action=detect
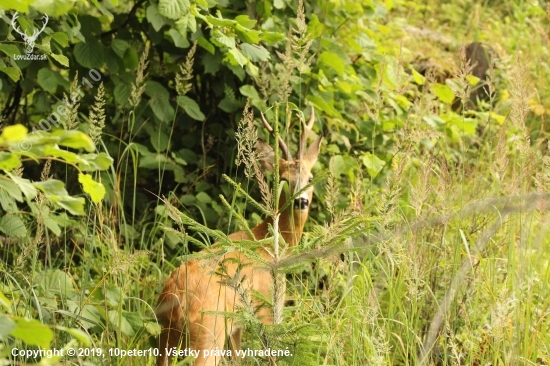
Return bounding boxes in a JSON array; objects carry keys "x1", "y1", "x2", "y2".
[{"x1": 0, "y1": 0, "x2": 550, "y2": 364}]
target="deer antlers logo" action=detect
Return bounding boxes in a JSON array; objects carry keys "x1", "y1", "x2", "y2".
[{"x1": 11, "y1": 12, "x2": 49, "y2": 54}]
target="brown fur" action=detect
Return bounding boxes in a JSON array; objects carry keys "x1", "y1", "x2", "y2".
[{"x1": 156, "y1": 136, "x2": 322, "y2": 366}]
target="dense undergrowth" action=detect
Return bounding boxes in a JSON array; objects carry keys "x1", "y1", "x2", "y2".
[{"x1": 1, "y1": 0, "x2": 550, "y2": 364}]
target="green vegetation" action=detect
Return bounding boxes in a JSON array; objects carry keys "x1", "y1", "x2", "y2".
[{"x1": 0, "y1": 0, "x2": 549, "y2": 364}]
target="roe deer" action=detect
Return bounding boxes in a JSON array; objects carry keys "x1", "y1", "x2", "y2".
[{"x1": 156, "y1": 108, "x2": 322, "y2": 366}]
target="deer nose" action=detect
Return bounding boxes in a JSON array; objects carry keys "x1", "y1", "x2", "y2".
[{"x1": 294, "y1": 197, "x2": 309, "y2": 209}]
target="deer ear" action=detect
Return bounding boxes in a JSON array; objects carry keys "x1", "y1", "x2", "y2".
[
  {"x1": 255, "y1": 139, "x2": 275, "y2": 172},
  {"x1": 303, "y1": 135, "x2": 322, "y2": 164}
]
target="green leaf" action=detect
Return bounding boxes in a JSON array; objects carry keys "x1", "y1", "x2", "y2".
[
  {"x1": 235, "y1": 25, "x2": 260, "y2": 44},
  {"x1": 0, "y1": 67, "x2": 20, "y2": 82},
  {"x1": 111, "y1": 39, "x2": 130, "y2": 58},
  {"x1": 10, "y1": 318, "x2": 53, "y2": 349},
  {"x1": 0, "y1": 215, "x2": 27, "y2": 238},
  {"x1": 0, "y1": 152, "x2": 20, "y2": 171},
  {"x1": 0, "y1": 178, "x2": 23, "y2": 202},
  {"x1": 197, "y1": 37, "x2": 215, "y2": 54},
  {"x1": 78, "y1": 173, "x2": 106, "y2": 203},
  {"x1": 260, "y1": 31, "x2": 285, "y2": 45},
  {"x1": 239, "y1": 85, "x2": 260, "y2": 99},
  {"x1": 51, "y1": 53, "x2": 70, "y2": 67},
  {"x1": 50, "y1": 196, "x2": 86, "y2": 215},
  {"x1": 362, "y1": 152, "x2": 385, "y2": 178},
  {"x1": 158, "y1": 0, "x2": 190, "y2": 19},
  {"x1": 108, "y1": 311, "x2": 135, "y2": 336},
  {"x1": 146, "y1": 4, "x2": 165, "y2": 32},
  {"x1": 169, "y1": 29, "x2": 190, "y2": 48},
  {"x1": 177, "y1": 96, "x2": 205, "y2": 121},
  {"x1": 114, "y1": 83, "x2": 132, "y2": 106},
  {"x1": 1, "y1": 124, "x2": 27, "y2": 142},
  {"x1": 74, "y1": 38, "x2": 105, "y2": 69},
  {"x1": 54, "y1": 130, "x2": 95, "y2": 152},
  {"x1": 34, "y1": 179, "x2": 69, "y2": 196},
  {"x1": 226, "y1": 48, "x2": 247, "y2": 67},
  {"x1": 410, "y1": 67, "x2": 425, "y2": 85},
  {"x1": 319, "y1": 51, "x2": 345, "y2": 76},
  {"x1": 52, "y1": 32, "x2": 69, "y2": 47},
  {"x1": 0, "y1": 44, "x2": 20, "y2": 56},
  {"x1": 37, "y1": 68, "x2": 59, "y2": 93},
  {"x1": 206, "y1": 15, "x2": 235, "y2": 27},
  {"x1": 240, "y1": 43, "x2": 270, "y2": 62},
  {"x1": 9, "y1": 174, "x2": 37, "y2": 199},
  {"x1": 150, "y1": 98, "x2": 175, "y2": 122},
  {"x1": 431, "y1": 83, "x2": 455, "y2": 104},
  {"x1": 235, "y1": 15, "x2": 257, "y2": 28},
  {"x1": 196, "y1": 192, "x2": 211, "y2": 203},
  {"x1": 78, "y1": 153, "x2": 114, "y2": 171}
]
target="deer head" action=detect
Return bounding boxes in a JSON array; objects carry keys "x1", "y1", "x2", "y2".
[{"x1": 11, "y1": 12, "x2": 49, "y2": 54}]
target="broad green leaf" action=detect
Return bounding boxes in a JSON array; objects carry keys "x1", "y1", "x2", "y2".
[
  {"x1": 362, "y1": 152, "x2": 385, "y2": 178},
  {"x1": 0, "y1": 215, "x2": 27, "y2": 238},
  {"x1": 49, "y1": 196, "x2": 86, "y2": 215},
  {"x1": 150, "y1": 130, "x2": 170, "y2": 152},
  {"x1": 0, "y1": 152, "x2": 20, "y2": 171},
  {"x1": 150, "y1": 98, "x2": 175, "y2": 122},
  {"x1": 235, "y1": 15, "x2": 257, "y2": 28},
  {"x1": 0, "y1": 178, "x2": 23, "y2": 202},
  {"x1": 111, "y1": 39, "x2": 129, "y2": 58},
  {"x1": 78, "y1": 173, "x2": 106, "y2": 203},
  {"x1": 240, "y1": 43, "x2": 270, "y2": 62},
  {"x1": 319, "y1": 51, "x2": 345, "y2": 76},
  {"x1": 0, "y1": 0, "x2": 29, "y2": 12},
  {"x1": 0, "y1": 67, "x2": 20, "y2": 82},
  {"x1": 205, "y1": 15, "x2": 235, "y2": 27},
  {"x1": 51, "y1": 53, "x2": 69, "y2": 67},
  {"x1": 114, "y1": 83, "x2": 132, "y2": 106},
  {"x1": 196, "y1": 192, "x2": 211, "y2": 203},
  {"x1": 78, "y1": 153, "x2": 114, "y2": 171},
  {"x1": 0, "y1": 44, "x2": 20, "y2": 56},
  {"x1": 197, "y1": 37, "x2": 215, "y2": 54},
  {"x1": 52, "y1": 32, "x2": 69, "y2": 47},
  {"x1": 37, "y1": 68, "x2": 59, "y2": 93},
  {"x1": 175, "y1": 15, "x2": 188, "y2": 36},
  {"x1": 108, "y1": 311, "x2": 134, "y2": 336},
  {"x1": 212, "y1": 31, "x2": 236, "y2": 49},
  {"x1": 34, "y1": 179, "x2": 69, "y2": 196},
  {"x1": 32, "y1": 0, "x2": 76, "y2": 17},
  {"x1": 431, "y1": 83, "x2": 455, "y2": 104},
  {"x1": 260, "y1": 31, "x2": 285, "y2": 44},
  {"x1": 467, "y1": 75, "x2": 480, "y2": 86},
  {"x1": 1, "y1": 124, "x2": 27, "y2": 142},
  {"x1": 9, "y1": 174, "x2": 37, "y2": 199},
  {"x1": 74, "y1": 38, "x2": 105, "y2": 69},
  {"x1": 11, "y1": 318, "x2": 53, "y2": 348},
  {"x1": 146, "y1": 5, "x2": 165, "y2": 31},
  {"x1": 239, "y1": 85, "x2": 259, "y2": 99},
  {"x1": 169, "y1": 29, "x2": 190, "y2": 48},
  {"x1": 123, "y1": 47, "x2": 139, "y2": 69},
  {"x1": 226, "y1": 48, "x2": 247, "y2": 67},
  {"x1": 410, "y1": 67, "x2": 425, "y2": 85},
  {"x1": 235, "y1": 25, "x2": 260, "y2": 44},
  {"x1": 53, "y1": 130, "x2": 95, "y2": 152},
  {"x1": 177, "y1": 96, "x2": 205, "y2": 121},
  {"x1": 158, "y1": 0, "x2": 190, "y2": 19}
]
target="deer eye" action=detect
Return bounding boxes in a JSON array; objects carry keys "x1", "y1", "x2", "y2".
[{"x1": 308, "y1": 177, "x2": 313, "y2": 183}]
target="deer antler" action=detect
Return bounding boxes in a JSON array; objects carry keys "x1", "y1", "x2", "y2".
[
  {"x1": 260, "y1": 111, "x2": 292, "y2": 161},
  {"x1": 298, "y1": 107, "x2": 315, "y2": 159},
  {"x1": 11, "y1": 12, "x2": 25, "y2": 38},
  {"x1": 36, "y1": 14, "x2": 48, "y2": 37}
]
